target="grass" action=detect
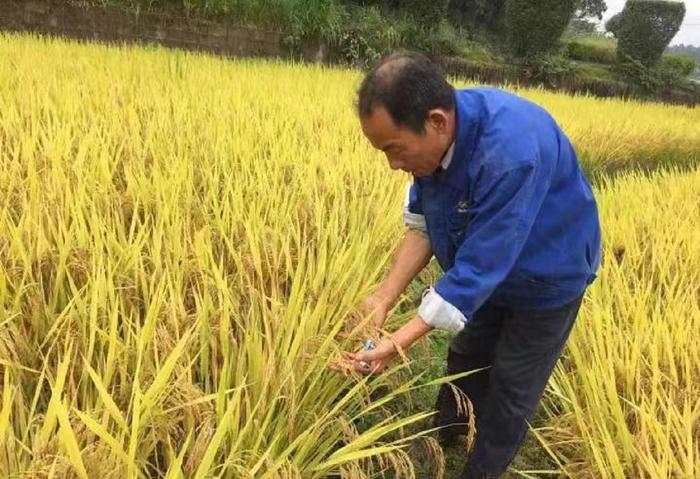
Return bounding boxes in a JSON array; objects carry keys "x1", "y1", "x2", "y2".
[
  {"x1": 572, "y1": 62, "x2": 618, "y2": 82},
  {"x1": 562, "y1": 34, "x2": 618, "y2": 65}
]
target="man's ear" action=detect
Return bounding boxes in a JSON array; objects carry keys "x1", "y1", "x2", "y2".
[{"x1": 426, "y1": 109, "x2": 449, "y2": 134}]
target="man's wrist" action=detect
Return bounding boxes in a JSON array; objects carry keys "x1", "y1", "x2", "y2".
[
  {"x1": 391, "y1": 315, "x2": 433, "y2": 351},
  {"x1": 373, "y1": 284, "x2": 400, "y2": 307}
]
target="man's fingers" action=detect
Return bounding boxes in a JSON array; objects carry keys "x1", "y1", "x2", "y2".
[
  {"x1": 329, "y1": 361, "x2": 342, "y2": 372},
  {"x1": 354, "y1": 349, "x2": 381, "y2": 363},
  {"x1": 354, "y1": 360, "x2": 375, "y2": 375},
  {"x1": 354, "y1": 363, "x2": 370, "y2": 374},
  {"x1": 333, "y1": 346, "x2": 390, "y2": 376},
  {"x1": 353, "y1": 359, "x2": 387, "y2": 375},
  {"x1": 329, "y1": 352, "x2": 361, "y2": 376}
]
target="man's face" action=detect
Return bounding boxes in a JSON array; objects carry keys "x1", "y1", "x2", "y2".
[{"x1": 360, "y1": 107, "x2": 452, "y2": 177}]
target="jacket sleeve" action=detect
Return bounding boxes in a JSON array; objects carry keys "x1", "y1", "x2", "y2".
[
  {"x1": 402, "y1": 179, "x2": 427, "y2": 233},
  {"x1": 418, "y1": 160, "x2": 550, "y2": 334}
]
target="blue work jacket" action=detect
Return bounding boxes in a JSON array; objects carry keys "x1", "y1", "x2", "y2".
[{"x1": 408, "y1": 88, "x2": 601, "y2": 319}]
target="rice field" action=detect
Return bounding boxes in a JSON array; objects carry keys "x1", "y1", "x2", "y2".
[{"x1": 0, "y1": 33, "x2": 698, "y2": 478}]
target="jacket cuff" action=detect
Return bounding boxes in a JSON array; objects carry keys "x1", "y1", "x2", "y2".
[
  {"x1": 403, "y1": 209, "x2": 427, "y2": 232},
  {"x1": 417, "y1": 287, "x2": 467, "y2": 334},
  {"x1": 403, "y1": 182, "x2": 427, "y2": 232}
]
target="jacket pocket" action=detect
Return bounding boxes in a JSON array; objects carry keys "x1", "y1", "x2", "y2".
[{"x1": 446, "y1": 199, "x2": 470, "y2": 243}]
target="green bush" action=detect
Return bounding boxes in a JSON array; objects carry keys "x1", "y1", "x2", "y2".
[
  {"x1": 422, "y1": 21, "x2": 464, "y2": 55},
  {"x1": 573, "y1": 62, "x2": 617, "y2": 81},
  {"x1": 395, "y1": 0, "x2": 450, "y2": 26},
  {"x1": 616, "y1": 55, "x2": 663, "y2": 91},
  {"x1": 328, "y1": 5, "x2": 459, "y2": 67},
  {"x1": 659, "y1": 54, "x2": 697, "y2": 78},
  {"x1": 505, "y1": 0, "x2": 577, "y2": 57},
  {"x1": 606, "y1": 1, "x2": 686, "y2": 67},
  {"x1": 520, "y1": 54, "x2": 575, "y2": 85},
  {"x1": 616, "y1": 53, "x2": 692, "y2": 92},
  {"x1": 567, "y1": 18, "x2": 598, "y2": 35},
  {"x1": 448, "y1": 0, "x2": 505, "y2": 30},
  {"x1": 459, "y1": 38, "x2": 503, "y2": 63},
  {"x1": 113, "y1": 0, "x2": 348, "y2": 40},
  {"x1": 563, "y1": 35, "x2": 617, "y2": 64},
  {"x1": 331, "y1": 6, "x2": 396, "y2": 67}
]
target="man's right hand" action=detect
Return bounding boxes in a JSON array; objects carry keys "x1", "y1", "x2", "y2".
[
  {"x1": 353, "y1": 229, "x2": 433, "y2": 334},
  {"x1": 360, "y1": 292, "x2": 393, "y2": 330}
]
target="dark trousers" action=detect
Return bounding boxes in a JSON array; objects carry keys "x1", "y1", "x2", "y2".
[{"x1": 434, "y1": 295, "x2": 583, "y2": 478}]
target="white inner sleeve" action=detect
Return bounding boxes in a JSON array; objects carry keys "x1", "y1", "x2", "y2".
[
  {"x1": 440, "y1": 142, "x2": 455, "y2": 170},
  {"x1": 418, "y1": 287, "x2": 467, "y2": 334},
  {"x1": 403, "y1": 181, "x2": 427, "y2": 232}
]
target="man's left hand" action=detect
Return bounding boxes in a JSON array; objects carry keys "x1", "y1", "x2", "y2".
[
  {"x1": 349, "y1": 338, "x2": 397, "y2": 374},
  {"x1": 330, "y1": 315, "x2": 434, "y2": 376}
]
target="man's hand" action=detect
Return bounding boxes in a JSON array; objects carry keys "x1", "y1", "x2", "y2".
[
  {"x1": 355, "y1": 229, "x2": 433, "y2": 333},
  {"x1": 360, "y1": 292, "x2": 393, "y2": 330},
  {"x1": 346, "y1": 315, "x2": 434, "y2": 376},
  {"x1": 349, "y1": 338, "x2": 397, "y2": 374},
  {"x1": 332, "y1": 228, "x2": 433, "y2": 376}
]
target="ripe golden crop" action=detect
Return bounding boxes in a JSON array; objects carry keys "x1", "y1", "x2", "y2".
[{"x1": 0, "y1": 33, "x2": 697, "y2": 478}]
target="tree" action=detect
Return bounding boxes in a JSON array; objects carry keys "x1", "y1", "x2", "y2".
[
  {"x1": 575, "y1": 0, "x2": 607, "y2": 20},
  {"x1": 566, "y1": 0, "x2": 606, "y2": 36},
  {"x1": 567, "y1": 18, "x2": 599, "y2": 35},
  {"x1": 448, "y1": 0, "x2": 505, "y2": 30},
  {"x1": 505, "y1": 0, "x2": 578, "y2": 57},
  {"x1": 396, "y1": 0, "x2": 451, "y2": 26},
  {"x1": 606, "y1": 1, "x2": 686, "y2": 66}
]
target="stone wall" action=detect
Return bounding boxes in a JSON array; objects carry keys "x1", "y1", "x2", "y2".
[
  {"x1": 0, "y1": 0, "x2": 286, "y2": 58},
  {"x1": 1, "y1": 1, "x2": 696, "y2": 104}
]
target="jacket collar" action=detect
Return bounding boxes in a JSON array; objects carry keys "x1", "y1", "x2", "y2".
[
  {"x1": 431, "y1": 89, "x2": 481, "y2": 190},
  {"x1": 439, "y1": 141, "x2": 455, "y2": 170}
]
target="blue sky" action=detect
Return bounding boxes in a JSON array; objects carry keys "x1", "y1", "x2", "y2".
[{"x1": 603, "y1": 0, "x2": 700, "y2": 46}]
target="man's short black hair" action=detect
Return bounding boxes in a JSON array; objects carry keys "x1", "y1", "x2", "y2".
[{"x1": 357, "y1": 50, "x2": 455, "y2": 134}]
